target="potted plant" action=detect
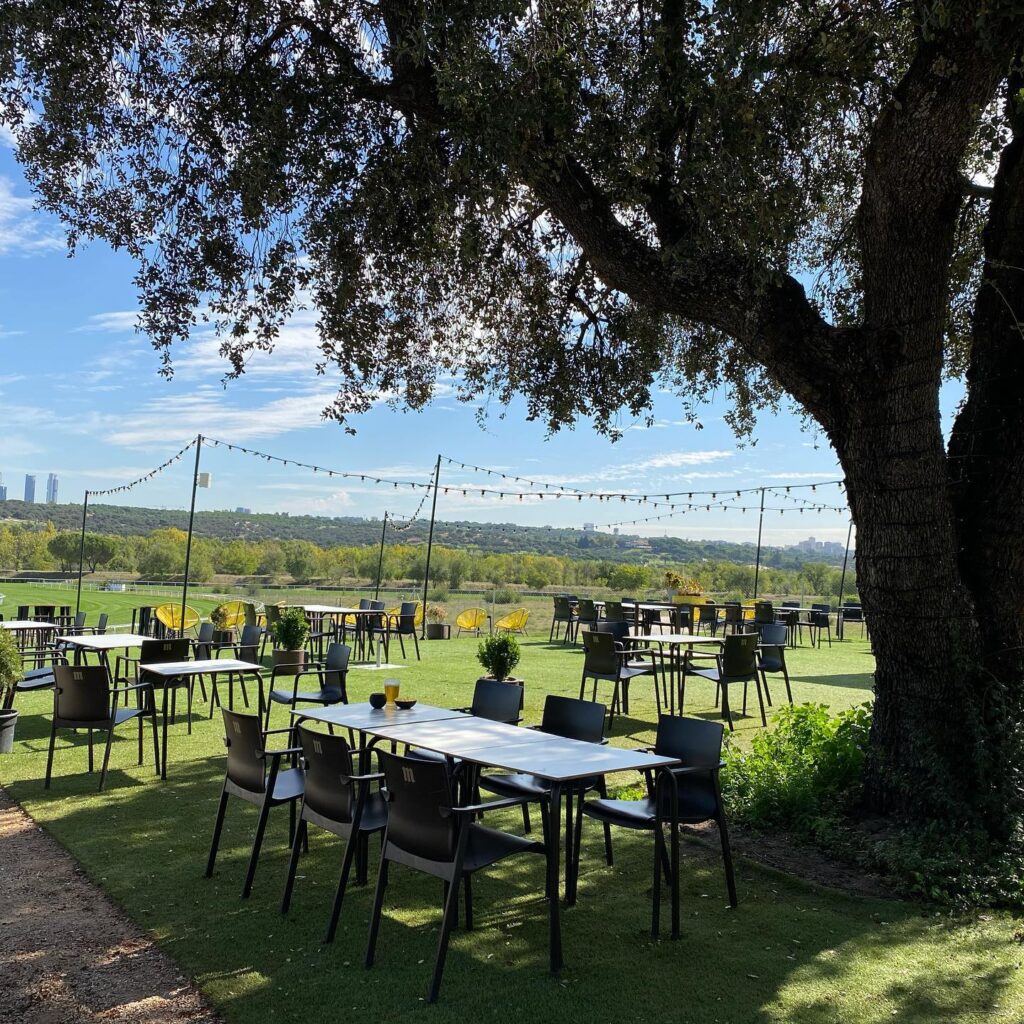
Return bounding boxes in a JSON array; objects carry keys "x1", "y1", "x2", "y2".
[
  {"x1": 0, "y1": 629, "x2": 22, "y2": 753},
  {"x1": 270, "y1": 606, "x2": 309, "y2": 674},
  {"x1": 477, "y1": 634, "x2": 524, "y2": 704},
  {"x1": 664, "y1": 570, "x2": 704, "y2": 604},
  {"x1": 210, "y1": 603, "x2": 235, "y2": 645},
  {"x1": 425, "y1": 604, "x2": 448, "y2": 640}
]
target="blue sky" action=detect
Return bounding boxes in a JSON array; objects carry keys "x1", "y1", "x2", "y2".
[{"x1": 0, "y1": 145, "x2": 964, "y2": 547}]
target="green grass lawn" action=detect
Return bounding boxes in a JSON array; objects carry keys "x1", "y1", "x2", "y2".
[{"x1": 1, "y1": 592, "x2": 1021, "y2": 1023}]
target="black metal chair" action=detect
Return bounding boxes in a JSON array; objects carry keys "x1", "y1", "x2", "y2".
[
  {"x1": 549, "y1": 596, "x2": 577, "y2": 644},
  {"x1": 266, "y1": 642, "x2": 350, "y2": 729},
  {"x1": 579, "y1": 628, "x2": 659, "y2": 723},
  {"x1": 695, "y1": 602, "x2": 718, "y2": 635},
  {"x1": 281, "y1": 723, "x2": 388, "y2": 940},
  {"x1": 44, "y1": 664, "x2": 159, "y2": 790},
  {"x1": 389, "y1": 602, "x2": 421, "y2": 661},
  {"x1": 205, "y1": 709, "x2": 304, "y2": 898},
  {"x1": 82, "y1": 612, "x2": 109, "y2": 635},
  {"x1": 805, "y1": 605, "x2": 833, "y2": 648},
  {"x1": 602, "y1": 600, "x2": 627, "y2": 624},
  {"x1": 685, "y1": 633, "x2": 764, "y2": 730},
  {"x1": 574, "y1": 598, "x2": 599, "y2": 641},
  {"x1": 757, "y1": 622, "x2": 793, "y2": 705},
  {"x1": 720, "y1": 603, "x2": 745, "y2": 635},
  {"x1": 579, "y1": 716, "x2": 737, "y2": 938},
  {"x1": 841, "y1": 601, "x2": 866, "y2": 639},
  {"x1": 478, "y1": 694, "x2": 614, "y2": 870},
  {"x1": 119, "y1": 637, "x2": 200, "y2": 734},
  {"x1": 365, "y1": 600, "x2": 390, "y2": 660},
  {"x1": 753, "y1": 601, "x2": 775, "y2": 626},
  {"x1": 365, "y1": 750, "x2": 544, "y2": 1003}
]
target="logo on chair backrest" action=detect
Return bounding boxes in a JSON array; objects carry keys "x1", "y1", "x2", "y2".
[
  {"x1": 162, "y1": 643, "x2": 172, "y2": 650},
  {"x1": 402, "y1": 766, "x2": 416, "y2": 783},
  {"x1": 232, "y1": 720, "x2": 242, "y2": 734},
  {"x1": 313, "y1": 739, "x2": 323, "y2": 755},
  {"x1": 73, "y1": 670, "x2": 83, "y2": 680}
]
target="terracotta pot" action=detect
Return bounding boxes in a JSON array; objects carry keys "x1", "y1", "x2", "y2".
[{"x1": 272, "y1": 648, "x2": 305, "y2": 675}]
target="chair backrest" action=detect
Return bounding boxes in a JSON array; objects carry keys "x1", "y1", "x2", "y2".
[
  {"x1": 195, "y1": 622, "x2": 215, "y2": 659},
  {"x1": 812, "y1": 603, "x2": 831, "y2": 612},
  {"x1": 540, "y1": 694, "x2": 607, "y2": 742},
  {"x1": 603, "y1": 601, "x2": 626, "y2": 623},
  {"x1": 398, "y1": 602, "x2": 418, "y2": 631},
  {"x1": 155, "y1": 603, "x2": 200, "y2": 633},
  {"x1": 721, "y1": 633, "x2": 759, "y2": 676},
  {"x1": 553, "y1": 596, "x2": 572, "y2": 618},
  {"x1": 582, "y1": 629, "x2": 620, "y2": 676},
  {"x1": 53, "y1": 665, "x2": 111, "y2": 724},
  {"x1": 753, "y1": 602, "x2": 774, "y2": 624},
  {"x1": 34, "y1": 605, "x2": 56, "y2": 622},
  {"x1": 654, "y1": 715, "x2": 724, "y2": 814},
  {"x1": 297, "y1": 723, "x2": 357, "y2": 822},
  {"x1": 221, "y1": 708, "x2": 267, "y2": 793},
  {"x1": 16, "y1": 605, "x2": 29, "y2": 620},
  {"x1": 470, "y1": 678, "x2": 522, "y2": 724},
  {"x1": 698, "y1": 604, "x2": 718, "y2": 624},
  {"x1": 843, "y1": 603, "x2": 864, "y2": 621},
  {"x1": 811, "y1": 610, "x2": 831, "y2": 626},
  {"x1": 723, "y1": 604, "x2": 743, "y2": 625},
  {"x1": 380, "y1": 749, "x2": 459, "y2": 863},
  {"x1": 758, "y1": 622, "x2": 787, "y2": 647},
  {"x1": 140, "y1": 638, "x2": 190, "y2": 666},
  {"x1": 96, "y1": 612, "x2": 109, "y2": 634},
  {"x1": 264, "y1": 604, "x2": 282, "y2": 630},
  {"x1": 358, "y1": 598, "x2": 370, "y2": 610},
  {"x1": 456, "y1": 608, "x2": 486, "y2": 630},
  {"x1": 73, "y1": 611, "x2": 87, "y2": 631},
  {"x1": 577, "y1": 598, "x2": 598, "y2": 622},
  {"x1": 322, "y1": 643, "x2": 351, "y2": 696},
  {"x1": 243, "y1": 602, "x2": 259, "y2": 628},
  {"x1": 781, "y1": 601, "x2": 799, "y2": 608},
  {"x1": 620, "y1": 597, "x2": 637, "y2": 605},
  {"x1": 594, "y1": 619, "x2": 630, "y2": 643}
]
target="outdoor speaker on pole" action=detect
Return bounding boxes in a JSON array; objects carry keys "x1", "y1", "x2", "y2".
[{"x1": 197, "y1": 472, "x2": 212, "y2": 488}]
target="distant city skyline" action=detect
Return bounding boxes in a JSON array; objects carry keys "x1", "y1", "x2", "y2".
[{"x1": 23, "y1": 473, "x2": 35, "y2": 503}]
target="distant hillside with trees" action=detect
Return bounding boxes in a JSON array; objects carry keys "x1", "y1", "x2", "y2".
[{"x1": 0, "y1": 498, "x2": 846, "y2": 569}]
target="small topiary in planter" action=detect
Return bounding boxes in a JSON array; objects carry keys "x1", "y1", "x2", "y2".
[
  {"x1": 0, "y1": 629, "x2": 23, "y2": 752},
  {"x1": 271, "y1": 607, "x2": 310, "y2": 675},
  {"x1": 476, "y1": 634, "x2": 524, "y2": 706}
]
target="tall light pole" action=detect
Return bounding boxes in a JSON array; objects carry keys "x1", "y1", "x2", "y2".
[
  {"x1": 420, "y1": 454, "x2": 442, "y2": 639},
  {"x1": 374, "y1": 511, "x2": 388, "y2": 601},
  {"x1": 179, "y1": 435, "x2": 209, "y2": 635},
  {"x1": 752, "y1": 487, "x2": 766, "y2": 599},
  {"x1": 75, "y1": 490, "x2": 90, "y2": 615}
]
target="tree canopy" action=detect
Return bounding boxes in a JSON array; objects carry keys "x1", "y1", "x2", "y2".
[{"x1": 3, "y1": 1, "x2": 1024, "y2": 844}]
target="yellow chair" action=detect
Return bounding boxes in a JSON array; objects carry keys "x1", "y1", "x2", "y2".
[
  {"x1": 212, "y1": 600, "x2": 247, "y2": 630},
  {"x1": 495, "y1": 608, "x2": 529, "y2": 635},
  {"x1": 456, "y1": 608, "x2": 488, "y2": 637},
  {"x1": 154, "y1": 603, "x2": 200, "y2": 636}
]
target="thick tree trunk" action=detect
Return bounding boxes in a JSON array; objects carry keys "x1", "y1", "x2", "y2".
[{"x1": 832, "y1": 355, "x2": 990, "y2": 820}]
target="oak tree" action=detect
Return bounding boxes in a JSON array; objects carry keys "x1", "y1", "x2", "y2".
[{"x1": 3, "y1": 2, "x2": 1023, "y2": 841}]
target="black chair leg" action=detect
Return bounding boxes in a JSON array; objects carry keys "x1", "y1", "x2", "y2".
[
  {"x1": 412, "y1": 632, "x2": 420, "y2": 661},
  {"x1": 428, "y1": 872, "x2": 461, "y2": 1003},
  {"x1": 364, "y1": 858, "x2": 390, "y2": 967},
  {"x1": 325, "y1": 832, "x2": 360, "y2": 943},
  {"x1": 597, "y1": 779, "x2": 613, "y2": 865},
  {"x1": 281, "y1": 818, "x2": 307, "y2": 914},
  {"x1": 521, "y1": 803, "x2": 532, "y2": 834},
  {"x1": 150, "y1": 702, "x2": 161, "y2": 776},
  {"x1": 44, "y1": 720, "x2": 57, "y2": 789},
  {"x1": 754, "y1": 676, "x2": 767, "y2": 727},
  {"x1": 241, "y1": 797, "x2": 273, "y2": 898},
  {"x1": 464, "y1": 874, "x2": 474, "y2": 931},
  {"x1": 651, "y1": 823, "x2": 663, "y2": 938},
  {"x1": 98, "y1": 726, "x2": 114, "y2": 791},
  {"x1": 205, "y1": 787, "x2": 230, "y2": 877}
]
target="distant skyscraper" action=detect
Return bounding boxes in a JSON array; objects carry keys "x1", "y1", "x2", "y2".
[
  {"x1": 0, "y1": 474, "x2": 6, "y2": 502},
  {"x1": 46, "y1": 473, "x2": 58, "y2": 504},
  {"x1": 24, "y1": 474, "x2": 36, "y2": 503}
]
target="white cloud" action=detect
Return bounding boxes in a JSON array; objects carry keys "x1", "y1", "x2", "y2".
[
  {"x1": 76, "y1": 311, "x2": 141, "y2": 334},
  {"x1": 0, "y1": 176, "x2": 63, "y2": 256}
]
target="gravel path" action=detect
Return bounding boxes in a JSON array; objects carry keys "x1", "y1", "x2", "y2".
[{"x1": 0, "y1": 787, "x2": 219, "y2": 1024}]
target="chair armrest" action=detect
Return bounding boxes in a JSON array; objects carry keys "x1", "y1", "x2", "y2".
[
  {"x1": 262, "y1": 726, "x2": 296, "y2": 738},
  {"x1": 344, "y1": 770, "x2": 386, "y2": 783},
  {"x1": 260, "y1": 745, "x2": 303, "y2": 760},
  {"x1": 446, "y1": 796, "x2": 528, "y2": 815},
  {"x1": 111, "y1": 682, "x2": 153, "y2": 695}
]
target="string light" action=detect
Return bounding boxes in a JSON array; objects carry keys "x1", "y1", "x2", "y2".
[{"x1": 89, "y1": 439, "x2": 197, "y2": 497}]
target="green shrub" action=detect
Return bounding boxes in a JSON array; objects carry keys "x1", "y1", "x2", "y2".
[
  {"x1": 477, "y1": 634, "x2": 521, "y2": 681},
  {"x1": 492, "y1": 586, "x2": 518, "y2": 604},
  {"x1": 271, "y1": 607, "x2": 310, "y2": 650},
  {"x1": 428, "y1": 586, "x2": 449, "y2": 601},
  {"x1": 722, "y1": 702, "x2": 871, "y2": 835},
  {"x1": 0, "y1": 628, "x2": 21, "y2": 700}
]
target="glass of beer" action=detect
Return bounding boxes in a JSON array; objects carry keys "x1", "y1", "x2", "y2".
[{"x1": 384, "y1": 678, "x2": 401, "y2": 705}]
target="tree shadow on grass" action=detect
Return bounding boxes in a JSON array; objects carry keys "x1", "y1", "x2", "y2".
[{"x1": 2, "y1": 695, "x2": 1021, "y2": 1024}]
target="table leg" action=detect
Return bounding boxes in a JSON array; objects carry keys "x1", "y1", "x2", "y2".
[
  {"x1": 547, "y1": 781, "x2": 564, "y2": 973},
  {"x1": 160, "y1": 685, "x2": 170, "y2": 780}
]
